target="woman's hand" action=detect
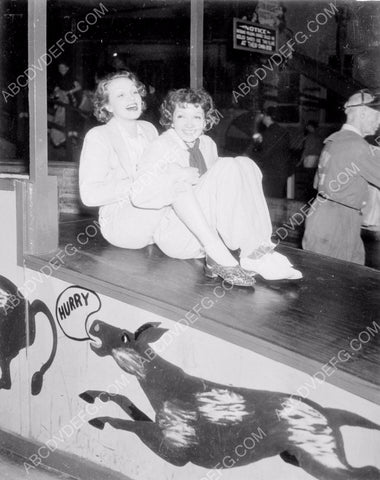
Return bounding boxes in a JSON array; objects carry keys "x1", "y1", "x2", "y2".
[
  {"x1": 177, "y1": 166, "x2": 200, "y2": 185},
  {"x1": 166, "y1": 164, "x2": 200, "y2": 185}
]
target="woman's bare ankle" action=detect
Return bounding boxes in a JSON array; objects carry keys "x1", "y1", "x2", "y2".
[{"x1": 204, "y1": 241, "x2": 237, "y2": 267}]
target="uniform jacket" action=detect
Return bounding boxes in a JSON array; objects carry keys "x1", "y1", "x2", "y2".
[{"x1": 317, "y1": 129, "x2": 380, "y2": 209}]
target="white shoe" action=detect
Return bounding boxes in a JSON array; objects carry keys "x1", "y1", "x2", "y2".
[{"x1": 240, "y1": 252, "x2": 303, "y2": 280}]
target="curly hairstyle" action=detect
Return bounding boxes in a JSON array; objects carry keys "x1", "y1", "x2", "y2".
[
  {"x1": 160, "y1": 88, "x2": 220, "y2": 131},
  {"x1": 93, "y1": 70, "x2": 146, "y2": 123}
]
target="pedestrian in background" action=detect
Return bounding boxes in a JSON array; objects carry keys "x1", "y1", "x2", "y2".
[
  {"x1": 246, "y1": 106, "x2": 291, "y2": 198},
  {"x1": 302, "y1": 90, "x2": 380, "y2": 264}
]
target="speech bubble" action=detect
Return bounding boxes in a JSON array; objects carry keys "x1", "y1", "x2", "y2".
[{"x1": 55, "y1": 286, "x2": 101, "y2": 341}]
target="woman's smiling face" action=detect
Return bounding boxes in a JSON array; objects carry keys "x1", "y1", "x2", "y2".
[
  {"x1": 106, "y1": 77, "x2": 142, "y2": 121},
  {"x1": 172, "y1": 103, "x2": 206, "y2": 143}
]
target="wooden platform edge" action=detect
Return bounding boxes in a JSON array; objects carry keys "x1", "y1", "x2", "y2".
[
  {"x1": 0, "y1": 428, "x2": 132, "y2": 480},
  {"x1": 24, "y1": 255, "x2": 380, "y2": 406}
]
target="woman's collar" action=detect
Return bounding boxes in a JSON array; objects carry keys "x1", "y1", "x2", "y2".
[
  {"x1": 109, "y1": 117, "x2": 144, "y2": 138},
  {"x1": 167, "y1": 127, "x2": 202, "y2": 149}
]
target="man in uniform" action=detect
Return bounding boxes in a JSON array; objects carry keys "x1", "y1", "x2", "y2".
[{"x1": 302, "y1": 90, "x2": 380, "y2": 264}]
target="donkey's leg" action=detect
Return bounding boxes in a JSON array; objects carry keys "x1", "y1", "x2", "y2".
[
  {"x1": 0, "y1": 358, "x2": 11, "y2": 390},
  {"x1": 286, "y1": 446, "x2": 380, "y2": 480},
  {"x1": 291, "y1": 411, "x2": 380, "y2": 479},
  {"x1": 326, "y1": 408, "x2": 380, "y2": 431},
  {"x1": 80, "y1": 390, "x2": 152, "y2": 421},
  {"x1": 89, "y1": 417, "x2": 190, "y2": 467}
]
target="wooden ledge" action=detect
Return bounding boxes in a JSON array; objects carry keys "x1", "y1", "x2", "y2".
[{"x1": 25, "y1": 217, "x2": 380, "y2": 405}]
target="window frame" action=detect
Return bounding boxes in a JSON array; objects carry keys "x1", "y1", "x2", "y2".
[{"x1": 4, "y1": 0, "x2": 203, "y2": 259}]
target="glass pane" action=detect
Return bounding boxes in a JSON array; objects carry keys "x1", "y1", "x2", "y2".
[
  {"x1": 204, "y1": 0, "x2": 380, "y2": 204},
  {"x1": 0, "y1": 0, "x2": 29, "y2": 175},
  {"x1": 47, "y1": 0, "x2": 190, "y2": 165}
]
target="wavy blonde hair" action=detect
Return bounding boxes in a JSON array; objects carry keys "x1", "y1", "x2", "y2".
[{"x1": 93, "y1": 70, "x2": 146, "y2": 123}]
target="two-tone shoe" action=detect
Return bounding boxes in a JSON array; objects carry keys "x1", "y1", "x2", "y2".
[
  {"x1": 240, "y1": 252, "x2": 303, "y2": 281},
  {"x1": 204, "y1": 256, "x2": 256, "y2": 287}
]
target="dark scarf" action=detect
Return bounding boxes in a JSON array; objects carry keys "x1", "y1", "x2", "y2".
[{"x1": 186, "y1": 138, "x2": 207, "y2": 176}]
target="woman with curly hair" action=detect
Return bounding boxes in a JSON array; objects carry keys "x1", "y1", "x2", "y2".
[
  {"x1": 80, "y1": 72, "x2": 301, "y2": 285},
  {"x1": 131, "y1": 88, "x2": 302, "y2": 283}
]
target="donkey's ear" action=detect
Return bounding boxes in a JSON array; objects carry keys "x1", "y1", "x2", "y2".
[{"x1": 134, "y1": 323, "x2": 168, "y2": 343}]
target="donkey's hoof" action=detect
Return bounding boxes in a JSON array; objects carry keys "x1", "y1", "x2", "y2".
[
  {"x1": 0, "y1": 380, "x2": 12, "y2": 390},
  {"x1": 89, "y1": 418, "x2": 105, "y2": 430},
  {"x1": 79, "y1": 391, "x2": 96, "y2": 404}
]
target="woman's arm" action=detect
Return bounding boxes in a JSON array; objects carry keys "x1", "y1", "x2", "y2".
[
  {"x1": 197, "y1": 134, "x2": 219, "y2": 170},
  {"x1": 66, "y1": 80, "x2": 82, "y2": 96},
  {"x1": 131, "y1": 135, "x2": 200, "y2": 209},
  {"x1": 79, "y1": 128, "x2": 133, "y2": 207}
]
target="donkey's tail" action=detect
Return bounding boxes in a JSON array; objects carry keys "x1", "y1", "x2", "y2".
[
  {"x1": 29, "y1": 299, "x2": 58, "y2": 395},
  {"x1": 327, "y1": 408, "x2": 380, "y2": 430}
]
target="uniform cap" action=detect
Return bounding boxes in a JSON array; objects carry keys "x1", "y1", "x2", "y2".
[{"x1": 344, "y1": 90, "x2": 380, "y2": 111}]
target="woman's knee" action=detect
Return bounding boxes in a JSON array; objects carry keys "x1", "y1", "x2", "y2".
[
  {"x1": 216, "y1": 157, "x2": 238, "y2": 169},
  {"x1": 212, "y1": 157, "x2": 243, "y2": 179},
  {"x1": 214, "y1": 157, "x2": 263, "y2": 186},
  {"x1": 235, "y1": 156, "x2": 263, "y2": 176},
  {"x1": 217, "y1": 156, "x2": 260, "y2": 172}
]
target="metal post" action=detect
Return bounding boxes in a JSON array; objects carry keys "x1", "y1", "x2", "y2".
[
  {"x1": 190, "y1": 0, "x2": 204, "y2": 89},
  {"x1": 17, "y1": 0, "x2": 58, "y2": 256},
  {"x1": 28, "y1": 0, "x2": 48, "y2": 182}
]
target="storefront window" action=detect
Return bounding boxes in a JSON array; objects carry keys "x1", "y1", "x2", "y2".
[
  {"x1": 46, "y1": 0, "x2": 190, "y2": 164},
  {"x1": 0, "y1": 0, "x2": 29, "y2": 175},
  {"x1": 204, "y1": 1, "x2": 304, "y2": 157}
]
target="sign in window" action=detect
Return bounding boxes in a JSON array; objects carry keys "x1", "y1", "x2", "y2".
[{"x1": 233, "y1": 18, "x2": 277, "y2": 55}]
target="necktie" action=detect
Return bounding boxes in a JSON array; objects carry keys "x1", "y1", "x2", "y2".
[{"x1": 186, "y1": 138, "x2": 207, "y2": 176}]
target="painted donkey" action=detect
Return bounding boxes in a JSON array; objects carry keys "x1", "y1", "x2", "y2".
[
  {"x1": 80, "y1": 321, "x2": 380, "y2": 480},
  {"x1": 0, "y1": 275, "x2": 57, "y2": 395}
]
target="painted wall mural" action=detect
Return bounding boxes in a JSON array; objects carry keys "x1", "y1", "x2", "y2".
[
  {"x1": 80, "y1": 321, "x2": 380, "y2": 480},
  {"x1": 55, "y1": 285, "x2": 101, "y2": 341},
  {"x1": 0, "y1": 275, "x2": 57, "y2": 395}
]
